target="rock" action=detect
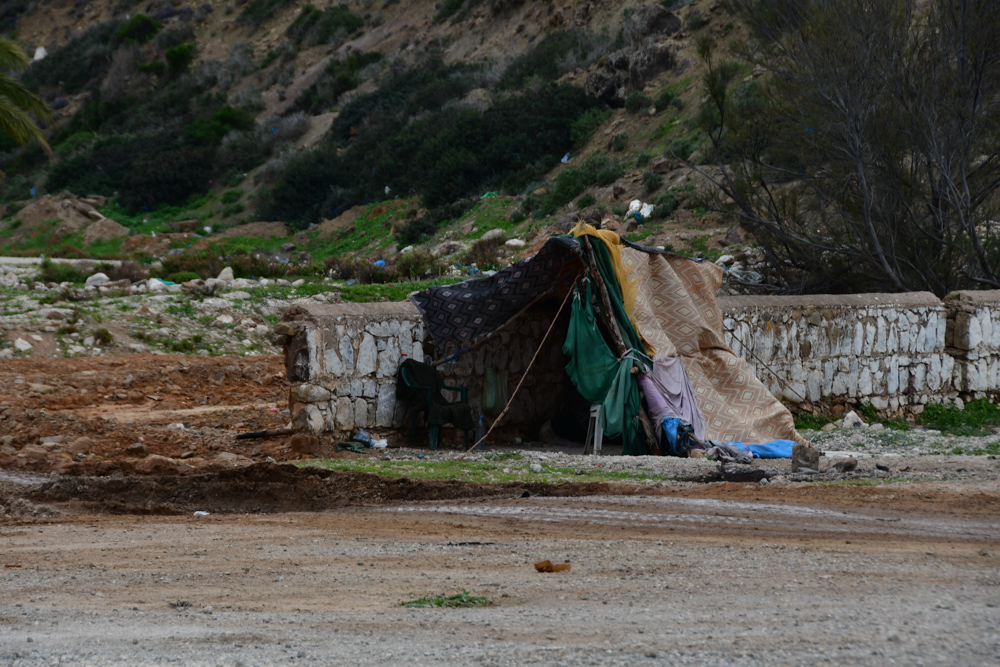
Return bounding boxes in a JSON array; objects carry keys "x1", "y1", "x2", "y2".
[
  {"x1": 715, "y1": 254, "x2": 735, "y2": 266},
  {"x1": 291, "y1": 279, "x2": 305, "y2": 287},
  {"x1": 624, "y1": 4, "x2": 682, "y2": 47},
  {"x1": 400, "y1": 245, "x2": 414, "y2": 254},
  {"x1": 224, "y1": 291, "x2": 250, "y2": 300},
  {"x1": 28, "y1": 383, "x2": 55, "y2": 394},
  {"x1": 293, "y1": 404, "x2": 325, "y2": 435},
  {"x1": 169, "y1": 219, "x2": 200, "y2": 233},
  {"x1": 217, "y1": 267, "x2": 234, "y2": 283},
  {"x1": 133, "y1": 454, "x2": 177, "y2": 475},
  {"x1": 790, "y1": 444, "x2": 821, "y2": 473},
  {"x1": 290, "y1": 434, "x2": 320, "y2": 454},
  {"x1": 829, "y1": 458, "x2": 858, "y2": 473},
  {"x1": 14, "y1": 338, "x2": 32, "y2": 352},
  {"x1": 84, "y1": 272, "x2": 110, "y2": 288},
  {"x1": 505, "y1": 239, "x2": 526, "y2": 248},
  {"x1": 280, "y1": 243, "x2": 297, "y2": 253},
  {"x1": 529, "y1": 463, "x2": 543, "y2": 473},
  {"x1": 273, "y1": 322, "x2": 296, "y2": 336},
  {"x1": 612, "y1": 184, "x2": 627, "y2": 199},
  {"x1": 67, "y1": 437, "x2": 93, "y2": 455},
  {"x1": 0, "y1": 443, "x2": 16, "y2": 456},
  {"x1": 292, "y1": 383, "x2": 332, "y2": 403},
  {"x1": 215, "y1": 314, "x2": 234, "y2": 325},
  {"x1": 231, "y1": 278, "x2": 254, "y2": 288},
  {"x1": 83, "y1": 194, "x2": 108, "y2": 207},
  {"x1": 724, "y1": 225, "x2": 750, "y2": 246},
  {"x1": 127, "y1": 442, "x2": 149, "y2": 457},
  {"x1": 649, "y1": 156, "x2": 673, "y2": 174},
  {"x1": 147, "y1": 279, "x2": 168, "y2": 293},
  {"x1": 204, "y1": 278, "x2": 226, "y2": 292},
  {"x1": 19, "y1": 444, "x2": 48, "y2": 461},
  {"x1": 842, "y1": 410, "x2": 866, "y2": 428},
  {"x1": 1, "y1": 271, "x2": 18, "y2": 287},
  {"x1": 821, "y1": 422, "x2": 838, "y2": 432},
  {"x1": 480, "y1": 229, "x2": 506, "y2": 242},
  {"x1": 432, "y1": 240, "x2": 465, "y2": 258}
]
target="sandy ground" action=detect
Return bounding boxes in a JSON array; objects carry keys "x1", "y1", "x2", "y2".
[{"x1": 1, "y1": 486, "x2": 999, "y2": 666}]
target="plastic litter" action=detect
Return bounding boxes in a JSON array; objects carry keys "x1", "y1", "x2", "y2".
[
  {"x1": 193, "y1": 511, "x2": 209, "y2": 517},
  {"x1": 628, "y1": 199, "x2": 655, "y2": 220},
  {"x1": 371, "y1": 439, "x2": 388, "y2": 449},
  {"x1": 480, "y1": 191, "x2": 498, "y2": 199},
  {"x1": 561, "y1": 153, "x2": 570, "y2": 163},
  {"x1": 373, "y1": 259, "x2": 386, "y2": 268},
  {"x1": 352, "y1": 429, "x2": 373, "y2": 445}
]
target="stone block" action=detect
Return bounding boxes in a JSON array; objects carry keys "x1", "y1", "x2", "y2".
[
  {"x1": 354, "y1": 399, "x2": 369, "y2": 428},
  {"x1": 356, "y1": 333, "x2": 377, "y2": 376},
  {"x1": 291, "y1": 384, "x2": 331, "y2": 403},
  {"x1": 339, "y1": 335, "x2": 355, "y2": 374},
  {"x1": 335, "y1": 397, "x2": 354, "y2": 431},
  {"x1": 294, "y1": 404, "x2": 325, "y2": 435},
  {"x1": 376, "y1": 384, "x2": 396, "y2": 427}
]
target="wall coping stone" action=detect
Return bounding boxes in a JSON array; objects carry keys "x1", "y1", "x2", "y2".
[
  {"x1": 283, "y1": 301, "x2": 420, "y2": 325},
  {"x1": 718, "y1": 292, "x2": 942, "y2": 310},
  {"x1": 944, "y1": 290, "x2": 1000, "y2": 305}
]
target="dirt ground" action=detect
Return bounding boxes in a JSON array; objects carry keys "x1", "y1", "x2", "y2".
[{"x1": 2, "y1": 355, "x2": 1000, "y2": 665}]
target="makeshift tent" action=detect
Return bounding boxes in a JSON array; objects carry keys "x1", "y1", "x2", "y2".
[{"x1": 408, "y1": 226, "x2": 803, "y2": 455}]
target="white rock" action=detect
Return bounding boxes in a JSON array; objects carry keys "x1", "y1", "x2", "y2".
[
  {"x1": 715, "y1": 254, "x2": 735, "y2": 266},
  {"x1": 356, "y1": 333, "x2": 377, "y2": 376},
  {"x1": 842, "y1": 410, "x2": 866, "y2": 428},
  {"x1": 480, "y1": 229, "x2": 506, "y2": 242},
  {"x1": 293, "y1": 384, "x2": 331, "y2": 403},
  {"x1": 204, "y1": 278, "x2": 226, "y2": 291},
  {"x1": 400, "y1": 245, "x2": 414, "y2": 254},
  {"x1": 291, "y1": 279, "x2": 305, "y2": 287},
  {"x1": 147, "y1": 279, "x2": 168, "y2": 293},
  {"x1": 14, "y1": 338, "x2": 32, "y2": 352},
  {"x1": 259, "y1": 278, "x2": 271, "y2": 287},
  {"x1": 529, "y1": 463, "x2": 543, "y2": 473},
  {"x1": 166, "y1": 284, "x2": 183, "y2": 293},
  {"x1": 85, "y1": 272, "x2": 110, "y2": 288},
  {"x1": 1, "y1": 272, "x2": 17, "y2": 287},
  {"x1": 224, "y1": 291, "x2": 251, "y2": 300},
  {"x1": 33, "y1": 46, "x2": 46, "y2": 61},
  {"x1": 231, "y1": 278, "x2": 255, "y2": 289},
  {"x1": 215, "y1": 314, "x2": 234, "y2": 325},
  {"x1": 217, "y1": 267, "x2": 234, "y2": 283},
  {"x1": 505, "y1": 239, "x2": 526, "y2": 248},
  {"x1": 295, "y1": 404, "x2": 325, "y2": 434}
]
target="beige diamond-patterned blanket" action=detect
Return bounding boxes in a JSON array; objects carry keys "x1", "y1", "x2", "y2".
[{"x1": 620, "y1": 247, "x2": 804, "y2": 445}]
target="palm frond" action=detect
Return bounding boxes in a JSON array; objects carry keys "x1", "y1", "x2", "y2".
[
  {"x1": 0, "y1": 73, "x2": 50, "y2": 120},
  {"x1": 0, "y1": 94, "x2": 52, "y2": 156},
  {"x1": 0, "y1": 37, "x2": 30, "y2": 73}
]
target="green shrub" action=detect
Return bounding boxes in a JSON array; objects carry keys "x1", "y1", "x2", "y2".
[
  {"x1": 325, "y1": 255, "x2": 397, "y2": 283},
  {"x1": 37, "y1": 258, "x2": 86, "y2": 284},
  {"x1": 625, "y1": 91, "x2": 652, "y2": 115},
  {"x1": 166, "y1": 271, "x2": 202, "y2": 283},
  {"x1": 642, "y1": 170, "x2": 662, "y2": 193},
  {"x1": 93, "y1": 328, "x2": 114, "y2": 347},
  {"x1": 222, "y1": 189, "x2": 244, "y2": 204},
  {"x1": 119, "y1": 14, "x2": 162, "y2": 44},
  {"x1": 165, "y1": 43, "x2": 196, "y2": 77},
  {"x1": 118, "y1": 146, "x2": 213, "y2": 211},
  {"x1": 396, "y1": 199, "x2": 477, "y2": 246},
  {"x1": 577, "y1": 193, "x2": 596, "y2": 208},
  {"x1": 636, "y1": 151, "x2": 653, "y2": 167},
  {"x1": 500, "y1": 29, "x2": 612, "y2": 89},
  {"x1": 610, "y1": 131, "x2": 628, "y2": 152},
  {"x1": 138, "y1": 60, "x2": 167, "y2": 77},
  {"x1": 289, "y1": 51, "x2": 382, "y2": 115},
  {"x1": 570, "y1": 108, "x2": 613, "y2": 149},
  {"x1": 532, "y1": 153, "x2": 623, "y2": 216},
  {"x1": 654, "y1": 89, "x2": 676, "y2": 111},
  {"x1": 435, "y1": 0, "x2": 466, "y2": 21},
  {"x1": 395, "y1": 251, "x2": 444, "y2": 280},
  {"x1": 287, "y1": 4, "x2": 364, "y2": 45},
  {"x1": 687, "y1": 10, "x2": 709, "y2": 30},
  {"x1": 186, "y1": 105, "x2": 256, "y2": 145},
  {"x1": 651, "y1": 191, "x2": 677, "y2": 219},
  {"x1": 240, "y1": 0, "x2": 296, "y2": 26},
  {"x1": 667, "y1": 138, "x2": 695, "y2": 161},
  {"x1": 23, "y1": 20, "x2": 125, "y2": 94}
]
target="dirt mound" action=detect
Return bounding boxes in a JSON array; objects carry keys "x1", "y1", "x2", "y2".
[
  {"x1": 82, "y1": 217, "x2": 130, "y2": 245},
  {"x1": 26, "y1": 463, "x2": 625, "y2": 515},
  {"x1": 9, "y1": 192, "x2": 98, "y2": 242},
  {"x1": 217, "y1": 222, "x2": 289, "y2": 239}
]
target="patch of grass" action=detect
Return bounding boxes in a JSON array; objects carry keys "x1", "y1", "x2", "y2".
[
  {"x1": 297, "y1": 455, "x2": 671, "y2": 484},
  {"x1": 401, "y1": 590, "x2": 492, "y2": 608},
  {"x1": 38, "y1": 258, "x2": 87, "y2": 284},
  {"x1": 457, "y1": 197, "x2": 516, "y2": 241},
  {"x1": 920, "y1": 399, "x2": 1000, "y2": 436},
  {"x1": 335, "y1": 277, "x2": 465, "y2": 303},
  {"x1": 857, "y1": 402, "x2": 909, "y2": 431},
  {"x1": 794, "y1": 413, "x2": 832, "y2": 430}
]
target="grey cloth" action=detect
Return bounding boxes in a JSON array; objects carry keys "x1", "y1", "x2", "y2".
[
  {"x1": 639, "y1": 355, "x2": 706, "y2": 440},
  {"x1": 703, "y1": 439, "x2": 754, "y2": 465}
]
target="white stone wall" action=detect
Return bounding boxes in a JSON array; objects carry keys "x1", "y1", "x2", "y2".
[
  {"x1": 282, "y1": 292, "x2": 1000, "y2": 435},
  {"x1": 946, "y1": 290, "x2": 1000, "y2": 394}
]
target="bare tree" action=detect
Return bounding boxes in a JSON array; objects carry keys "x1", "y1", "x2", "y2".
[{"x1": 689, "y1": 0, "x2": 1000, "y2": 295}]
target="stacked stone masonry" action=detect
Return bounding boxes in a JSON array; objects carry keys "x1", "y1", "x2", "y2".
[{"x1": 282, "y1": 291, "x2": 1000, "y2": 435}]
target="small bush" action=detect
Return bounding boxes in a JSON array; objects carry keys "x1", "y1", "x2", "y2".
[
  {"x1": 654, "y1": 89, "x2": 676, "y2": 111},
  {"x1": 119, "y1": 14, "x2": 162, "y2": 44},
  {"x1": 570, "y1": 108, "x2": 613, "y2": 149},
  {"x1": 138, "y1": 60, "x2": 167, "y2": 77},
  {"x1": 93, "y1": 328, "x2": 114, "y2": 347},
  {"x1": 532, "y1": 153, "x2": 624, "y2": 216},
  {"x1": 118, "y1": 146, "x2": 214, "y2": 211},
  {"x1": 462, "y1": 236, "x2": 508, "y2": 270},
  {"x1": 667, "y1": 138, "x2": 695, "y2": 161},
  {"x1": 222, "y1": 189, "x2": 244, "y2": 205},
  {"x1": 186, "y1": 105, "x2": 256, "y2": 145},
  {"x1": 610, "y1": 132, "x2": 628, "y2": 152},
  {"x1": 325, "y1": 255, "x2": 397, "y2": 283},
  {"x1": 287, "y1": 4, "x2": 364, "y2": 45},
  {"x1": 97, "y1": 260, "x2": 149, "y2": 283},
  {"x1": 165, "y1": 43, "x2": 196, "y2": 77},
  {"x1": 396, "y1": 199, "x2": 477, "y2": 246},
  {"x1": 687, "y1": 10, "x2": 710, "y2": 31},
  {"x1": 240, "y1": 0, "x2": 296, "y2": 26},
  {"x1": 636, "y1": 152, "x2": 653, "y2": 167},
  {"x1": 577, "y1": 193, "x2": 596, "y2": 208},
  {"x1": 651, "y1": 191, "x2": 678, "y2": 219},
  {"x1": 166, "y1": 271, "x2": 201, "y2": 283},
  {"x1": 921, "y1": 399, "x2": 1000, "y2": 436},
  {"x1": 642, "y1": 170, "x2": 663, "y2": 193},
  {"x1": 625, "y1": 91, "x2": 652, "y2": 115},
  {"x1": 395, "y1": 251, "x2": 444, "y2": 280},
  {"x1": 500, "y1": 29, "x2": 612, "y2": 89},
  {"x1": 23, "y1": 20, "x2": 125, "y2": 94},
  {"x1": 37, "y1": 258, "x2": 86, "y2": 284}
]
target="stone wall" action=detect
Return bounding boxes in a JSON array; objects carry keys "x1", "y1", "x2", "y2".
[
  {"x1": 945, "y1": 290, "x2": 1000, "y2": 394},
  {"x1": 279, "y1": 301, "x2": 570, "y2": 437},
  {"x1": 280, "y1": 291, "x2": 1000, "y2": 437}
]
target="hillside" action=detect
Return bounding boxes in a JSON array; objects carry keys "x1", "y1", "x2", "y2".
[{"x1": 0, "y1": 0, "x2": 757, "y2": 288}]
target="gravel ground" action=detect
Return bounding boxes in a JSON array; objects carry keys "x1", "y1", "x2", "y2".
[{"x1": 1, "y1": 493, "x2": 999, "y2": 666}]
